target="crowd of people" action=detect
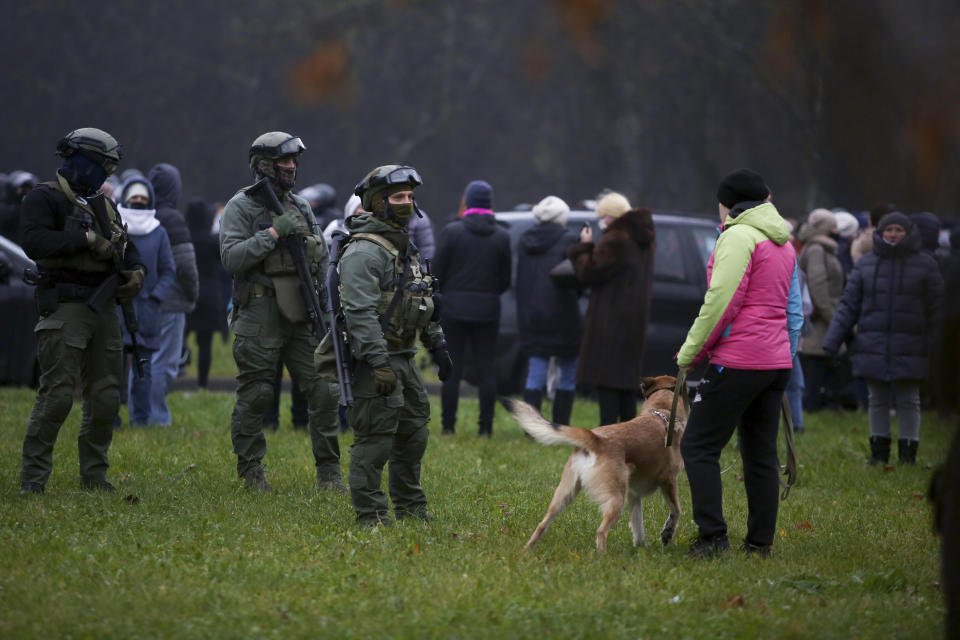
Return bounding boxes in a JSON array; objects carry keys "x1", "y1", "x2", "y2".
[{"x1": 4, "y1": 128, "x2": 958, "y2": 524}]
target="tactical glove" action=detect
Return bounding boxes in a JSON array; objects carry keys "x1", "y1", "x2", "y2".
[
  {"x1": 271, "y1": 209, "x2": 299, "y2": 238},
  {"x1": 431, "y1": 346, "x2": 453, "y2": 382},
  {"x1": 87, "y1": 231, "x2": 116, "y2": 261},
  {"x1": 373, "y1": 364, "x2": 398, "y2": 396},
  {"x1": 116, "y1": 268, "x2": 145, "y2": 302}
]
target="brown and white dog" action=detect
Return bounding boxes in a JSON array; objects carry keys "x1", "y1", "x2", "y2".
[{"x1": 503, "y1": 375, "x2": 686, "y2": 553}]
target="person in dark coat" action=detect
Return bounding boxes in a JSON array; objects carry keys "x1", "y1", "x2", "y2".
[
  {"x1": 185, "y1": 199, "x2": 227, "y2": 389},
  {"x1": 433, "y1": 179, "x2": 511, "y2": 436},
  {"x1": 937, "y1": 229, "x2": 960, "y2": 418},
  {"x1": 568, "y1": 191, "x2": 655, "y2": 426},
  {"x1": 147, "y1": 163, "x2": 198, "y2": 423},
  {"x1": 822, "y1": 212, "x2": 944, "y2": 465},
  {"x1": 516, "y1": 195, "x2": 582, "y2": 425}
]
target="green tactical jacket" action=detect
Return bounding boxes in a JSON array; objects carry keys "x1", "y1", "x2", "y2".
[{"x1": 339, "y1": 214, "x2": 444, "y2": 366}]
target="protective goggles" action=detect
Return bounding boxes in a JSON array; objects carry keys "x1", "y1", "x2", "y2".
[
  {"x1": 252, "y1": 136, "x2": 306, "y2": 159},
  {"x1": 383, "y1": 166, "x2": 422, "y2": 188}
]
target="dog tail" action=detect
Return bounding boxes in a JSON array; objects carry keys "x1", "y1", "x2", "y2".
[{"x1": 500, "y1": 398, "x2": 601, "y2": 451}]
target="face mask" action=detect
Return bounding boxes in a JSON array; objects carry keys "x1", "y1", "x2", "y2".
[
  {"x1": 257, "y1": 158, "x2": 296, "y2": 192},
  {"x1": 389, "y1": 202, "x2": 414, "y2": 221},
  {"x1": 60, "y1": 154, "x2": 108, "y2": 196}
]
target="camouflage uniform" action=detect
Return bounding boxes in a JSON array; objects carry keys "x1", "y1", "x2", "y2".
[
  {"x1": 219, "y1": 181, "x2": 342, "y2": 489},
  {"x1": 337, "y1": 211, "x2": 446, "y2": 524}
]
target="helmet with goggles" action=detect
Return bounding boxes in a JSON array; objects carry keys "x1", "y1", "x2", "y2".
[
  {"x1": 56, "y1": 128, "x2": 122, "y2": 175},
  {"x1": 354, "y1": 165, "x2": 422, "y2": 213},
  {"x1": 249, "y1": 131, "x2": 305, "y2": 170}
]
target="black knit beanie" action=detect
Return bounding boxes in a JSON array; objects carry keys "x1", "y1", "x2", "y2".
[
  {"x1": 716, "y1": 169, "x2": 769, "y2": 208},
  {"x1": 877, "y1": 211, "x2": 913, "y2": 233}
]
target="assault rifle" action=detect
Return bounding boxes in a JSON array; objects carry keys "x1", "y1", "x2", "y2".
[
  {"x1": 249, "y1": 177, "x2": 327, "y2": 338},
  {"x1": 88, "y1": 195, "x2": 148, "y2": 378},
  {"x1": 326, "y1": 230, "x2": 354, "y2": 407}
]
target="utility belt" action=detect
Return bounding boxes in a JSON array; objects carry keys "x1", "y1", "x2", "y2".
[
  {"x1": 51, "y1": 282, "x2": 99, "y2": 302},
  {"x1": 251, "y1": 283, "x2": 275, "y2": 298}
]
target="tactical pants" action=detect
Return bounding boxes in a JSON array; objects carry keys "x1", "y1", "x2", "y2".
[
  {"x1": 21, "y1": 302, "x2": 123, "y2": 487},
  {"x1": 229, "y1": 296, "x2": 340, "y2": 480},
  {"x1": 348, "y1": 354, "x2": 430, "y2": 522}
]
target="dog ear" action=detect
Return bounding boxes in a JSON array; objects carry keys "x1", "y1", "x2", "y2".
[{"x1": 640, "y1": 377, "x2": 657, "y2": 397}]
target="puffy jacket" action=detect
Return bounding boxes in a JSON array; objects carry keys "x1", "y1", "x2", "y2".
[
  {"x1": 434, "y1": 212, "x2": 511, "y2": 323},
  {"x1": 148, "y1": 163, "x2": 198, "y2": 313},
  {"x1": 516, "y1": 222, "x2": 581, "y2": 358},
  {"x1": 822, "y1": 226, "x2": 943, "y2": 381},
  {"x1": 677, "y1": 201, "x2": 802, "y2": 370}
]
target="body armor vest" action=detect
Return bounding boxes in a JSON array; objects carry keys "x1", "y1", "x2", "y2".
[
  {"x1": 35, "y1": 174, "x2": 126, "y2": 273},
  {"x1": 345, "y1": 232, "x2": 437, "y2": 348}
]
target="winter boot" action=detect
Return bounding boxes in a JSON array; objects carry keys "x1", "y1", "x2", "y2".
[
  {"x1": 868, "y1": 436, "x2": 891, "y2": 466},
  {"x1": 898, "y1": 438, "x2": 918, "y2": 465},
  {"x1": 522, "y1": 388, "x2": 543, "y2": 414},
  {"x1": 552, "y1": 390, "x2": 575, "y2": 426}
]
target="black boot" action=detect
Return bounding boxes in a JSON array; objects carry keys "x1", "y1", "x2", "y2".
[
  {"x1": 868, "y1": 436, "x2": 891, "y2": 465},
  {"x1": 898, "y1": 438, "x2": 918, "y2": 465},
  {"x1": 522, "y1": 388, "x2": 543, "y2": 414},
  {"x1": 552, "y1": 390, "x2": 575, "y2": 426}
]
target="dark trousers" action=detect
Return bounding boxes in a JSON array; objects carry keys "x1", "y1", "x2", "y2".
[
  {"x1": 264, "y1": 360, "x2": 308, "y2": 428},
  {"x1": 800, "y1": 354, "x2": 833, "y2": 412},
  {"x1": 596, "y1": 386, "x2": 637, "y2": 425},
  {"x1": 194, "y1": 330, "x2": 213, "y2": 389},
  {"x1": 680, "y1": 366, "x2": 790, "y2": 547},
  {"x1": 441, "y1": 318, "x2": 498, "y2": 433}
]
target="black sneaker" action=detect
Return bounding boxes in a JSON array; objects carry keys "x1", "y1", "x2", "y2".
[
  {"x1": 80, "y1": 478, "x2": 116, "y2": 493},
  {"x1": 685, "y1": 535, "x2": 730, "y2": 559},
  {"x1": 241, "y1": 466, "x2": 274, "y2": 491},
  {"x1": 20, "y1": 482, "x2": 44, "y2": 495},
  {"x1": 741, "y1": 541, "x2": 772, "y2": 558}
]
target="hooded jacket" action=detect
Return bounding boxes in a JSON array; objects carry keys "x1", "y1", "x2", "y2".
[
  {"x1": 117, "y1": 177, "x2": 176, "y2": 351},
  {"x1": 797, "y1": 221, "x2": 845, "y2": 357},
  {"x1": 822, "y1": 225, "x2": 943, "y2": 381},
  {"x1": 516, "y1": 221, "x2": 582, "y2": 357},
  {"x1": 567, "y1": 208, "x2": 655, "y2": 389},
  {"x1": 434, "y1": 212, "x2": 511, "y2": 323},
  {"x1": 147, "y1": 163, "x2": 198, "y2": 313},
  {"x1": 677, "y1": 202, "x2": 802, "y2": 370}
]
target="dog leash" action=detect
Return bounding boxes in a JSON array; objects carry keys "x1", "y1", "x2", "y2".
[
  {"x1": 779, "y1": 395, "x2": 799, "y2": 500},
  {"x1": 665, "y1": 368, "x2": 689, "y2": 447}
]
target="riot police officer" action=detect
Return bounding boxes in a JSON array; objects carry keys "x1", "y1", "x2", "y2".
[
  {"x1": 219, "y1": 131, "x2": 344, "y2": 492},
  {"x1": 19, "y1": 127, "x2": 145, "y2": 495},
  {"x1": 333, "y1": 165, "x2": 452, "y2": 526}
]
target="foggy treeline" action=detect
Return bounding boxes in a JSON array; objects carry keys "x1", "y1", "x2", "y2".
[{"x1": 2, "y1": 0, "x2": 958, "y2": 223}]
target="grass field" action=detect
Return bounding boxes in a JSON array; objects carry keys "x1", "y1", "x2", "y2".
[{"x1": 0, "y1": 385, "x2": 952, "y2": 639}]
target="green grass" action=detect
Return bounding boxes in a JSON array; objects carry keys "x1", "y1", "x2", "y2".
[{"x1": 0, "y1": 386, "x2": 951, "y2": 639}]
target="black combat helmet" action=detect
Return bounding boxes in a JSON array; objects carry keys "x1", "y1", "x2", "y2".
[{"x1": 56, "y1": 128, "x2": 122, "y2": 175}]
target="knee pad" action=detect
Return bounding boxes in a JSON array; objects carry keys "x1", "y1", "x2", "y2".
[
  {"x1": 90, "y1": 386, "x2": 120, "y2": 426},
  {"x1": 248, "y1": 382, "x2": 275, "y2": 414}
]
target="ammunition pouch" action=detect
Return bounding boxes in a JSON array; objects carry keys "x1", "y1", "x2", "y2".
[{"x1": 272, "y1": 274, "x2": 307, "y2": 323}]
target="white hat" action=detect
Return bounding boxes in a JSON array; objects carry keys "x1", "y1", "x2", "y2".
[
  {"x1": 834, "y1": 211, "x2": 859, "y2": 239},
  {"x1": 123, "y1": 182, "x2": 150, "y2": 204},
  {"x1": 595, "y1": 191, "x2": 631, "y2": 219},
  {"x1": 532, "y1": 195, "x2": 570, "y2": 226},
  {"x1": 344, "y1": 193, "x2": 363, "y2": 218}
]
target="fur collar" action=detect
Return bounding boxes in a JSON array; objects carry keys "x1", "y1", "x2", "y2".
[{"x1": 604, "y1": 208, "x2": 655, "y2": 246}]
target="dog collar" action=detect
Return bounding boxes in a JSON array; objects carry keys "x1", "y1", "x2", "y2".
[
  {"x1": 650, "y1": 409, "x2": 670, "y2": 424},
  {"x1": 643, "y1": 385, "x2": 675, "y2": 398}
]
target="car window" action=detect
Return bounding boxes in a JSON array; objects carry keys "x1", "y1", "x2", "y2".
[
  {"x1": 690, "y1": 227, "x2": 718, "y2": 267},
  {"x1": 654, "y1": 225, "x2": 687, "y2": 282}
]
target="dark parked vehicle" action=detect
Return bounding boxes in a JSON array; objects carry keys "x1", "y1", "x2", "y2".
[
  {"x1": 462, "y1": 210, "x2": 718, "y2": 394},
  {"x1": 0, "y1": 235, "x2": 38, "y2": 386}
]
